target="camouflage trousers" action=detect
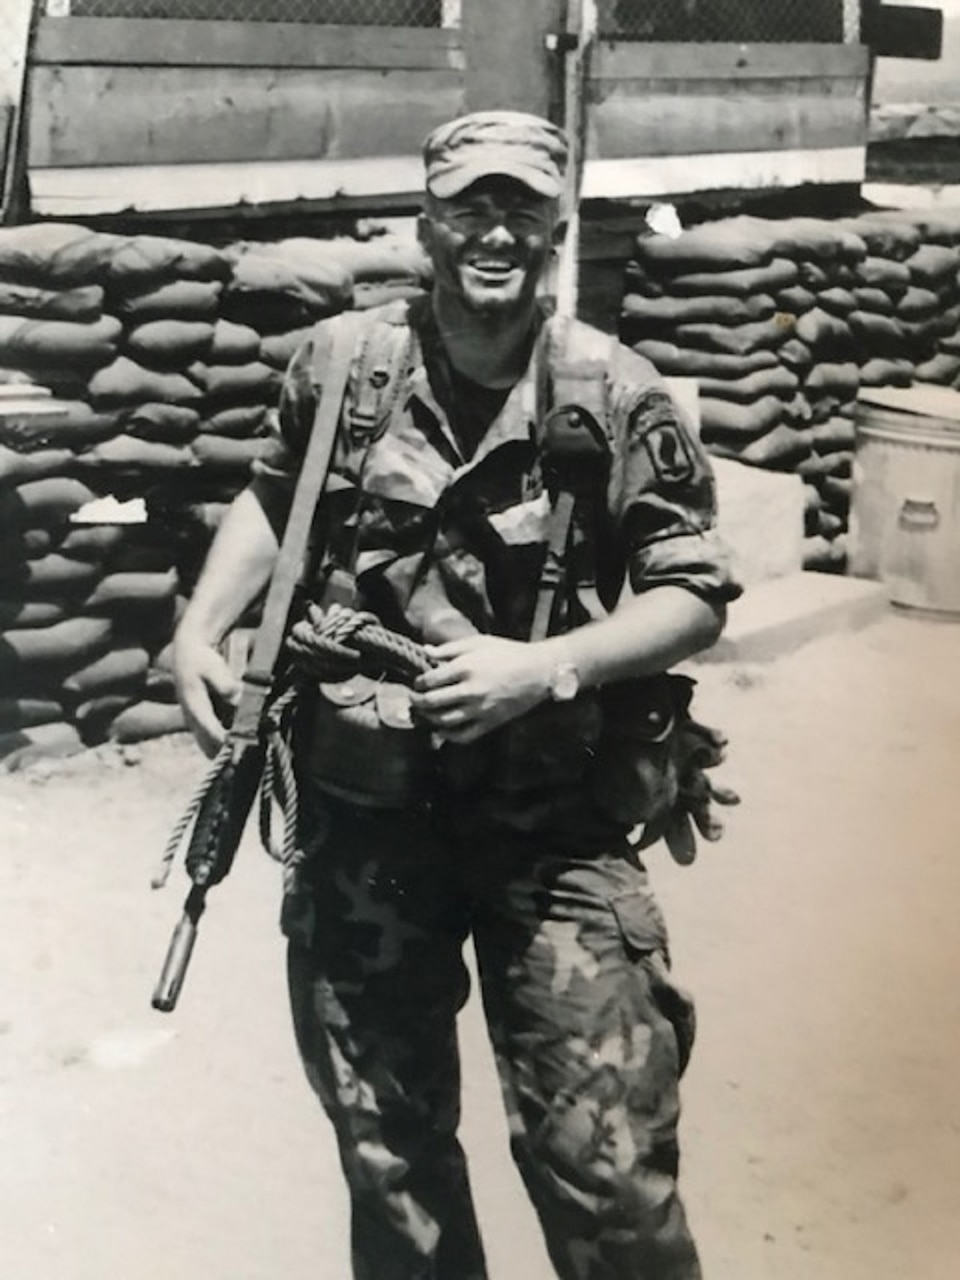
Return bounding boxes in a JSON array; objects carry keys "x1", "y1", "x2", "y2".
[{"x1": 283, "y1": 793, "x2": 701, "y2": 1280}]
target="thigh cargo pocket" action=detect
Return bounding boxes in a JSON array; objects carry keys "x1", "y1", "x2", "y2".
[{"x1": 610, "y1": 887, "x2": 697, "y2": 1076}]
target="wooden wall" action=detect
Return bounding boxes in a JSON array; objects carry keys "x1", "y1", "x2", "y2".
[{"x1": 29, "y1": 18, "x2": 465, "y2": 171}]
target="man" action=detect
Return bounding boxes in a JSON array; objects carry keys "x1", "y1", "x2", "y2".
[{"x1": 174, "y1": 111, "x2": 739, "y2": 1280}]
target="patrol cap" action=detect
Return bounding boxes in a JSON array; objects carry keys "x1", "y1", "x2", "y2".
[{"x1": 423, "y1": 111, "x2": 568, "y2": 200}]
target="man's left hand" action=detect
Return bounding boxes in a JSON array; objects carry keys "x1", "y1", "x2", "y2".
[{"x1": 410, "y1": 635, "x2": 550, "y2": 743}]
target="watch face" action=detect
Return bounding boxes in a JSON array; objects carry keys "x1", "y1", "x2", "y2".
[{"x1": 551, "y1": 662, "x2": 579, "y2": 701}]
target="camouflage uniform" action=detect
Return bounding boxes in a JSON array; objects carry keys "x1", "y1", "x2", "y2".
[{"x1": 257, "y1": 295, "x2": 739, "y2": 1280}]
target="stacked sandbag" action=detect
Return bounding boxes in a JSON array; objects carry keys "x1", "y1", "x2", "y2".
[
  {"x1": 624, "y1": 209, "x2": 960, "y2": 571},
  {"x1": 0, "y1": 220, "x2": 435, "y2": 760}
]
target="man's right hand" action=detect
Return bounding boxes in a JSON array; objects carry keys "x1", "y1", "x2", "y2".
[{"x1": 172, "y1": 631, "x2": 241, "y2": 758}]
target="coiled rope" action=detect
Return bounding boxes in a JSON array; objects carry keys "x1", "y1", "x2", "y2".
[{"x1": 153, "y1": 606, "x2": 434, "y2": 893}]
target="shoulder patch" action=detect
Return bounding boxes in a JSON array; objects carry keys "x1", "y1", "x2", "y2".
[{"x1": 643, "y1": 423, "x2": 696, "y2": 486}]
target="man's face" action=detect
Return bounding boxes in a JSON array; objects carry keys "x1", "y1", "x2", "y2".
[{"x1": 418, "y1": 176, "x2": 558, "y2": 315}]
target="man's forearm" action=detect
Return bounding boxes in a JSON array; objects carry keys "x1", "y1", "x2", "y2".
[
  {"x1": 549, "y1": 586, "x2": 724, "y2": 691},
  {"x1": 177, "y1": 483, "x2": 284, "y2": 647}
]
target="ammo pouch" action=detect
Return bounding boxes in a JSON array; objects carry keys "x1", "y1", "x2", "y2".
[
  {"x1": 303, "y1": 674, "x2": 435, "y2": 808},
  {"x1": 489, "y1": 692, "x2": 603, "y2": 793}
]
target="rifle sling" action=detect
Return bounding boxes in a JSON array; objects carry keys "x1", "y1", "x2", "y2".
[{"x1": 230, "y1": 314, "x2": 361, "y2": 745}]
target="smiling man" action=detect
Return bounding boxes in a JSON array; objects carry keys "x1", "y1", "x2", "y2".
[{"x1": 173, "y1": 111, "x2": 740, "y2": 1280}]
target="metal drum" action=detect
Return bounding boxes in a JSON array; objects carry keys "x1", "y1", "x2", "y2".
[{"x1": 850, "y1": 385, "x2": 960, "y2": 617}]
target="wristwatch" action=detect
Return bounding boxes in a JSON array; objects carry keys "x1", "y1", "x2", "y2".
[{"x1": 548, "y1": 658, "x2": 580, "y2": 702}]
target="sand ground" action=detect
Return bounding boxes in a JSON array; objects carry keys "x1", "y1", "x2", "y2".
[{"x1": 1, "y1": 606, "x2": 959, "y2": 1280}]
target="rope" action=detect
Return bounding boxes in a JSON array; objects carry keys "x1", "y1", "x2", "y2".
[
  {"x1": 155, "y1": 607, "x2": 430, "y2": 895},
  {"x1": 286, "y1": 603, "x2": 435, "y2": 684}
]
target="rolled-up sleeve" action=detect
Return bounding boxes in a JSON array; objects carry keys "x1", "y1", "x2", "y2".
[{"x1": 610, "y1": 352, "x2": 742, "y2": 605}]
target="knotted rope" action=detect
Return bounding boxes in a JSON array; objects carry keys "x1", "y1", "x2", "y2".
[{"x1": 153, "y1": 607, "x2": 434, "y2": 894}]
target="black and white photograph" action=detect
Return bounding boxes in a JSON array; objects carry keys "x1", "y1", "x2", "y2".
[{"x1": 1, "y1": 2, "x2": 959, "y2": 1278}]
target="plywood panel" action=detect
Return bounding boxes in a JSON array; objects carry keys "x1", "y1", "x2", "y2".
[
  {"x1": 33, "y1": 18, "x2": 464, "y2": 71},
  {"x1": 591, "y1": 40, "x2": 869, "y2": 82},
  {"x1": 590, "y1": 76, "x2": 868, "y2": 158},
  {"x1": 28, "y1": 66, "x2": 464, "y2": 168}
]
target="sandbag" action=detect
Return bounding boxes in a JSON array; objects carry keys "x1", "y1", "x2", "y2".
[
  {"x1": 645, "y1": 257, "x2": 799, "y2": 299},
  {"x1": 816, "y1": 509, "x2": 845, "y2": 538},
  {"x1": 201, "y1": 404, "x2": 268, "y2": 438},
  {"x1": 144, "y1": 666, "x2": 178, "y2": 702},
  {"x1": 775, "y1": 285, "x2": 817, "y2": 315},
  {"x1": 208, "y1": 319, "x2": 262, "y2": 364},
  {"x1": 905, "y1": 244, "x2": 960, "y2": 286},
  {"x1": 817, "y1": 287, "x2": 857, "y2": 317},
  {"x1": 0, "y1": 445, "x2": 75, "y2": 485},
  {"x1": 821, "y1": 475, "x2": 852, "y2": 509},
  {"x1": 0, "y1": 402, "x2": 119, "y2": 452},
  {"x1": 0, "y1": 314, "x2": 121, "y2": 369},
  {"x1": 0, "y1": 721, "x2": 83, "y2": 770},
  {"x1": 88, "y1": 357, "x2": 204, "y2": 408},
  {"x1": 699, "y1": 395, "x2": 784, "y2": 440},
  {"x1": 777, "y1": 338, "x2": 814, "y2": 371},
  {"x1": 673, "y1": 316, "x2": 793, "y2": 356},
  {"x1": 20, "y1": 528, "x2": 54, "y2": 558},
  {"x1": 855, "y1": 257, "x2": 911, "y2": 294},
  {"x1": 847, "y1": 310, "x2": 908, "y2": 356},
  {"x1": 633, "y1": 218, "x2": 776, "y2": 272},
  {"x1": 851, "y1": 286, "x2": 896, "y2": 316},
  {"x1": 761, "y1": 217, "x2": 866, "y2": 263},
  {"x1": 0, "y1": 282, "x2": 104, "y2": 322},
  {"x1": 125, "y1": 319, "x2": 215, "y2": 369},
  {"x1": 224, "y1": 250, "x2": 353, "y2": 319},
  {"x1": 795, "y1": 309, "x2": 855, "y2": 356},
  {"x1": 631, "y1": 340, "x2": 779, "y2": 378},
  {"x1": 859, "y1": 358, "x2": 913, "y2": 387},
  {"x1": 836, "y1": 216, "x2": 922, "y2": 261},
  {"x1": 116, "y1": 278, "x2": 223, "y2": 322},
  {"x1": 107, "y1": 699, "x2": 186, "y2": 743},
  {"x1": 696, "y1": 365, "x2": 799, "y2": 403},
  {"x1": 902, "y1": 209, "x2": 960, "y2": 243},
  {"x1": 0, "y1": 476, "x2": 94, "y2": 530},
  {"x1": 106, "y1": 235, "x2": 231, "y2": 290},
  {"x1": 915, "y1": 352, "x2": 960, "y2": 384},
  {"x1": 258, "y1": 327, "x2": 313, "y2": 370},
  {"x1": 75, "y1": 434, "x2": 197, "y2": 470},
  {"x1": 895, "y1": 286, "x2": 940, "y2": 318},
  {"x1": 781, "y1": 393, "x2": 814, "y2": 425},
  {"x1": 262, "y1": 234, "x2": 430, "y2": 283},
  {"x1": 0, "y1": 552, "x2": 102, "y2": 597},
  {"x1": 73, "y1": 693, "x2": 138, "y2": 743},
  {"x1": 83, "y1": 569, "x2": 178, "y2": 611},
  {"x1": 61, "y1": 646, "x2": 150, "y2": 698},
  {"x1": 0, "y1": 600, "x2": 66, "y2": 630},
  {"x1": 190, "y1": 435, "x2": 271, "y2": 470},
  {"x1": 797, "y1": 449, "x2": 852, "y2": 480},
  {"x1": 622, "y1": 292, "x2": 775, "y2": 329},
  {"x1": 737, "y1": 423, "x2": 813, "y2": 469},
  {"x1": 802, "y1": 535, "x2": 835, "y2": 570},
  {"x1": 57, "y1": 523, "x2": 127, "y2": 561},
  {"x1": 123, "y1": 403, "x2": 202, "y2": 444},
  {"x1": 0, "y1": 223, "x2": 124, "y2": 287},
  {"x1": 0, "y1": 697, "x2": 62, "y2": 731},
  {"x1": 353, "y1": 279, "x2": 427, "y2": 311},
  {"x1": 811, "y1": 417, "x2": 856, "y2": 450},
  {"x1": 803, "y1": 363, "x2": 860, "y2": 398},
  {"x1": 187, "y1": 361, "x2": 282, "y2": 405},
  {"x1": 0, "y1": 616, "x2": 112, "y2": 675}
]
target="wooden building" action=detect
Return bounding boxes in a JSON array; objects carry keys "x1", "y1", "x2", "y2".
[{"x1": 3, "y1": 0, "x2": 944, "y2": 220}]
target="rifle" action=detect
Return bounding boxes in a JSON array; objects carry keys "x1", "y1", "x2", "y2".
[{"x1": 150, "y1": 314, "x2": 361, "y2": 1013}]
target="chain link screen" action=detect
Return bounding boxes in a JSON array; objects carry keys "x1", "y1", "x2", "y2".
[
  {"x1": 598, "y1": 0, "x2": 862, "y2": 43},
  {"x1": 59, "y1": 0, "x2": 445, "y2": 23}
]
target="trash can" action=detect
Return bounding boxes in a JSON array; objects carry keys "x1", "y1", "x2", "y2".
[{"x1": 849, "y1": 385, "x2": 960, "y2": 617}]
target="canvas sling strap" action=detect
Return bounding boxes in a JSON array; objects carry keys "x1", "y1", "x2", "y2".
[{"x1": 151, "y1": 309, "x2": 368, "y2": 1013}]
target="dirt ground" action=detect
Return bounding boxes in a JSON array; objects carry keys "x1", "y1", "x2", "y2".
[{"x1": 1, "y1": 605, "x2": 959, "y2": 1280}]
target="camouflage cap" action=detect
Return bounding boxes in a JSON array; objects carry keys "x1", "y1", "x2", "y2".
[{"x1": 423, "y1": 111, "x2": 568, "y2": 200}]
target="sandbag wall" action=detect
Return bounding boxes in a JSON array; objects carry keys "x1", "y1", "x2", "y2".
[
  {"x1": 623, "y1": 209, "x2": 960, "y2": 572},
  {"x1": 0, "y1": 223, "x2": 429, "y2": 767}
]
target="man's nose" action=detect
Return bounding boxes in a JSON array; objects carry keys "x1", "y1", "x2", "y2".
[{"x1": 479, "y1": 220, "x2": 515, "y2": 248}]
